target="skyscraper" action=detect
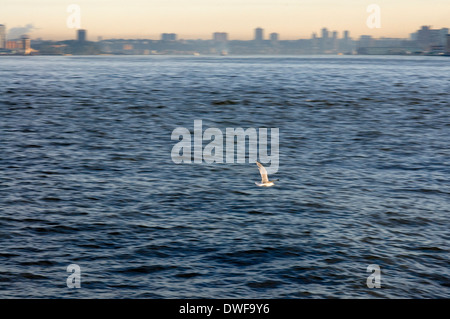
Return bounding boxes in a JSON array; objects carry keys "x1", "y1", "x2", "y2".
[
  {"x1": 269, "y1": 32, "x2": 279, "y2": 42},
  {"x1": 343, "y1": 30, "x2": 350, "y2": 40},
  {"x1": 21, "y1": 35, "x2": 31, "y2": 55},
  {"x1": 77, "y1": 29, "x2": 87, "y2": 42},
  {"x1": 331, "y1": 31, "x2": 338, "y2": 51},
  {"x1": 254, "y1": 27, "x2": 264, "y2": 42},
  {"x1": 0, "y1": 24, "x2": 6, "y2": 49},
  {"x1": 320, "y1": 28, "x2": 329, "y2": 52},
  {"x1": 321, "y1": 28, "x2": 329, "y2": 40},
  {"x1": 342, "y1": 30, "x2": 351, "y2": 53}
]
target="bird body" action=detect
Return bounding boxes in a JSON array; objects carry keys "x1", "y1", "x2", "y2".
[
  {"x1": 255, "y1": 161, "x2": 277, "y2": 187},
  {"x1": 255, "y1": 181, "x2": 275, "y2": 187}
]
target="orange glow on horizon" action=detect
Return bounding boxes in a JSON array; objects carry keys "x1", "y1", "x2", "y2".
[{"x1": 1, "y1": 0, "x2": 448, "y2": 41}]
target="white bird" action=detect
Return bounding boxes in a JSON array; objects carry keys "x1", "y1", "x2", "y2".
[{"x1": 255, "y1": 161, "x2": 277, "y2": 187}]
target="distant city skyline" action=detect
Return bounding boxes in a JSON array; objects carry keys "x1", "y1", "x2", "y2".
[{"x1": 1, "y1": 0, "x2": 449, "y2": 41}]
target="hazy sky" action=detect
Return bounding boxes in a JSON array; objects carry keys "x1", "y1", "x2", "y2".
[{"x1": 1, "y1": 0, "x2": 449, "y2": 40}]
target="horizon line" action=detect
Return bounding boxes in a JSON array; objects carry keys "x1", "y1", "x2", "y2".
[{"x1": 6, "y1": 26, "x2": 449, "y2": 42}]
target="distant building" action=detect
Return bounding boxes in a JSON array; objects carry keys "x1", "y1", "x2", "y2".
[
  {"x1": 254, "y1": 27, "x2": 264, "y2": 42},
  {"x1": 77, "y1": 29, "x2": 87, "y2": 42},
  {"x1": 447, "y1": 34, "x2": 450, "y2": 54},
  {"x1": 123, "y1": 44, "x2": 133, "y2": 51},
  {"x1": 358, "y1": 35, "x2": 374, "y2": 48},
  {"x1": 161, "y1": 33, "x2": 177, "y2": 41},
  {"x1": 21, "y1": 35, "x2": 31, "y2": 55},
  {"x1": 332, "y1": 31, "x2": 338, "y2": 51},
  {"x1": 437, "y1": 28, "x2": 449, "y2": 44},
  {"x1": 343, "y1": 30, "x2": 349, "y2": 40},
  {"x1": 0, "y1": 24, "x2": 6, "y2": 49},
  {"x1": 416, "y1": 26, "x2": 449, "y2": 50},
  {"x1": 320, "y1": 28, "x2": 330, "y2": 51},
  {"x1": 341, "y1": 30, "x2": 352, "y2": 53},
  {"x1": 6, "y1": 40, "x2": 20, "y2": 50},
  {"x1": 321, "y1": 28, "x2": 329, "y2": 40},
  {"x1": 213, "y1": 32, "x2": 228, "y2": 42},
  {"x1": 269, "y1": 32, "x2": 279, "y2": 42}
]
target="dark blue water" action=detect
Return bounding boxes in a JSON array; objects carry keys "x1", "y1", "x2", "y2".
[{"x1": 0, "y1": 55, "x2": 449, "y2": 298}]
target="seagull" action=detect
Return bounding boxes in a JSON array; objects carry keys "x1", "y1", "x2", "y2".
[{"x1": 255, "y1": 161, "x2": 278, "y2": 187}]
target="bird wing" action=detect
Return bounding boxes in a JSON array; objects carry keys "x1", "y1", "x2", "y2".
[{"x1": 256, "y1": 161, "x2": 269, "y2": 183}]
